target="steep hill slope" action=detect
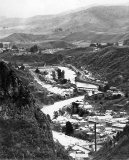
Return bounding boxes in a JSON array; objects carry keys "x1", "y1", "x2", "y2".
[
  {"x1": 57, "y1": 46, "x2": 129, "y2": 90},
  {"x1": 0, "y1": 61, "x2": 71, "y2": 160},
  {"x1": 92, "y1": 137, "x2": 129, "y2": 160}
]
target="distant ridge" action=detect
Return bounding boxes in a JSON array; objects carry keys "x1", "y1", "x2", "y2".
[{"x1": 0, "y1": 5, "x2": 129, "y2": 43}]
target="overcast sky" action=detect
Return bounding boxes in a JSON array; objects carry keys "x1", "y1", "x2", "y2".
[{"x1": 0, "y1": 0, "x2": 129, "y2": 18}]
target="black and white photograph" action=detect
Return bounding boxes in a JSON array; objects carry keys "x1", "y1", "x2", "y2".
[{"x1": 0, "y1": 0, "x2": 129, "y2": 159}]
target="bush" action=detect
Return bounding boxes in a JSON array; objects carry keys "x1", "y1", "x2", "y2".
[
  {"x1": 74, "y1": 130, "x2": 90, "y2": 141},
  {"x1": 65, "y1": 121, "x2": 74, "y2": 136},
  {"x1": 30, "y1": 45, "x2": 38, "y2": 53},
  {"x1": 35, "y1": 67, "x2": 40, "y2": 73}
]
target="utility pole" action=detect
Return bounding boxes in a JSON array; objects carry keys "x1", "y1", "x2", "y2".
[{"x1": 94, "y1": 122, "x2": 97, "y2": 151}]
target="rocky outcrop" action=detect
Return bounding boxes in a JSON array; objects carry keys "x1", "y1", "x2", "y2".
[{"x1": 0, "y1": 61, "x2": 71, "y2": 160}]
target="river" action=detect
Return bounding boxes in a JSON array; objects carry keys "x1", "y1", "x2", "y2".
[
  {"x1": 40, "y1": 66, "x2": 97, "y2": 118},
  {"x1": 34, "y1": 66, "x2": 97, "y2": 155},
  {"x1": 42, "y1": 95, "x2": 84, "y2": 119}
]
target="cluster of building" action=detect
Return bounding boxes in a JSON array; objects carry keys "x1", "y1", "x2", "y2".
[{"x1": 52, "y1": 98, "x2": 128, "y2": 159}]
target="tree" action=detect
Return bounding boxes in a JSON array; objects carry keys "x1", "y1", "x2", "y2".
[
  {"x1": 35, "y1": 68, "x2": 40, "y2": 74},
  {"x1": 0, "y1": 43, "x2": 3, "y2": 48},
  {"x1": 12, "y1": 45, "x2": 18, "y2": 50},
  {"x1": 109, "y1": 140, "x2": 112, "y2": 146},
  {"x1": 116, "y1": 132, "x2": 120, "y2": 142},
  {"x1": 125, "y1": 92, "x2": 128, "y2": 98},
  {"x1": 56, "y1": 68, "x2": 65, "y2": 79},
  {"x1": 30, "y1": 45, "x2": 38, "y2": 53},
  {"x1": 53, "y1": 111, "x2": 58, "y2": 119},
  {"x1": 65, "y1": 121, "x2": 74, "y2": 136},
  {"x1": 19, "y1": 63, "x2": 25, "y2": 70},
  {"x1": 61, "y1": 70, "x2": 65, "y2": 79},
  {"x1": 103, "y1": 84, "x2": 110, "y2": 92},
  {"x1": 43, "y1": 71, "x2": 48, "y2": 75},
  {"x1": 90, "y1": 43, "x2": 97, "y2": 47},
  {"x1": 98, "y1": 85, "x2": 103, "y2": 92},
  {"x1": 107, "y1": 42, "x2": 113, "y2": 46},
  {"x1": 60, "y1": 79, "x2": 67, "y2": 84},
  {"x1": 51, "y1": 71, "x2": 57, "y2": 81},
  {"x1": 123, "y1": 125, "x2": 129, "y2": 137}
]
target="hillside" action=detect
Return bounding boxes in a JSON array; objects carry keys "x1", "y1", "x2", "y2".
[
  {"x1": 62, "y1": 31, "x2": 129, "y2": 43},
  {"x1": 0, "y1": 51, "x2": 64, "y2": 65},
  {"x1": 92, "y1": 129, "x2": 129, "y2": 160},
  {"x1": 0, "y1": 33, "x2": 75, "y2": 49},
  {"x1": 0, "y1": 33, "x2": 48, "y2": 43},
  {"x1": 0, "y1": 5, "x2": 129, "y2": 42},
  {"x1": 16, "y1": 40, "x2": 75, "y2": 49},
  {"x1": 56, "y1": 46, "x2": 129, "y2": 91},
  {"x1": 0, "y1": 61, "x2": 71, "y2": 160}
]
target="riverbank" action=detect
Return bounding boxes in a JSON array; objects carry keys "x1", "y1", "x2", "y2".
[{"x1": 42, "y1": 95, "x2": 84, "y2": 118}]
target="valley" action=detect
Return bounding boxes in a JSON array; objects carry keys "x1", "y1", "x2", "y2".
[{"x1": 0, "y1": 3, "x2": 129, "y2": 160}]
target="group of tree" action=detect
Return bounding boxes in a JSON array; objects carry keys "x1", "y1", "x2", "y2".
[
  {"x1": 56, "y1": 68, "x2": 65, "y2": 79},
  {"x1": 12, "y1": 45, "x2": 18, "y2": 50},
  {"x1": 30, "y1": 45, "x2": 39, "y2": 53},
  {"x1": 98, "y1": 84, "x2": 110, "y2": 92},
  {"x1": 62, "y1": 121, "x2": 74, "y2": 136},
  {"x1": 0, "y1": 43, "x2": 3, "y2": 48},
  {"x1": 55, "y1": 28, "x2": 63, "y2": 32},
  {"x1": 53, "y1": 111, "x2": 59, "y2": 119},
  {"x1": 65, "y1": 102, "x2": 92, "y2": 117},
  {"x1": 35, "y1": 67, "x2": 40, "y2": 74}
]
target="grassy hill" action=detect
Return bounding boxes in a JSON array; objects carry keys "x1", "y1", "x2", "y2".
[
  {"x1": 0, "y1": 33, "x2": 75, "y2": 49},
  {"x1": 0, "y1": 5, "x2": 129, "y2": 42},
  {"x1": 16, "y1": 40, "x2": 75, "y2": 49},
  {"x1": 0, "y1": 33, "x2": 48, "y2": 43},
  {"x1": 62, "y1": 31, "x2": 129, "y2": 43}
]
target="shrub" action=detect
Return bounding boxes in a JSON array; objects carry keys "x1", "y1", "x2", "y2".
[
  {"x1": 73, "y1": 130, "x2": 90, "y2": 141},
  {"x1": 35, "y1": 68, "x2": 40, "y2": 73},
  {"x1": 65, "y1": 121, "x2": 74, "y2": 136}
]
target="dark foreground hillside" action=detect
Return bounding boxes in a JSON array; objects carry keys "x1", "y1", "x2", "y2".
[
  {"x1": 92, "y1": 130, "x2": 129, "y2": 160},
  {"x1": 0, "y1": 61, "x2": 71, "y2": 160}
]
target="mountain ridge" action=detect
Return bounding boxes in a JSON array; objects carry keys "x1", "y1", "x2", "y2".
[{"x1": 0, "y1": 5, "x2": 129, "y2": 43}]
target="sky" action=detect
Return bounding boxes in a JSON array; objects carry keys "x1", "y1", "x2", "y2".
[{"x1": 0, "y1": 0, "x2": 129, "y2": 18}]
